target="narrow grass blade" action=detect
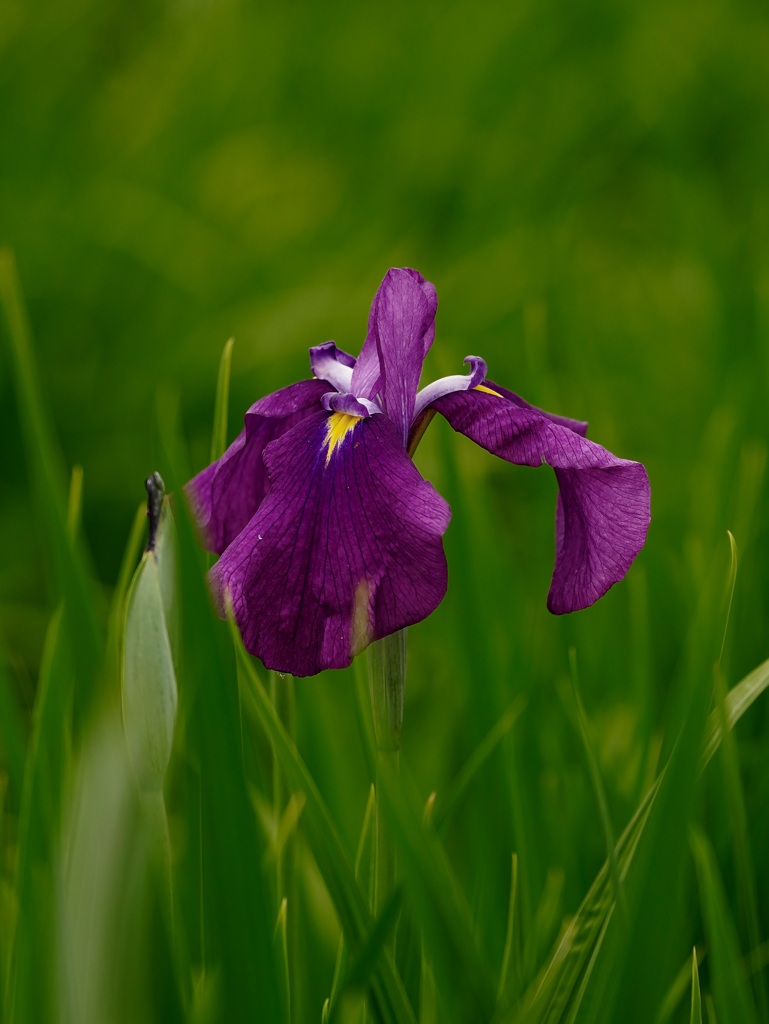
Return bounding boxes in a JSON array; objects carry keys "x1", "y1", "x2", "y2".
[
  {"x1": 159, "y1": 423, "x2": 283, "y2": 1024},
  {"x1": 691, "y1": 829, "x2": 758, "y2": 1024},
  {"x1": 513, "y1": 640, "x2": 769, "y2": 1024},
  {"x1": 510, "y1": 774, "x2": 661, "y2": 1024},
  {"x1": 346, "y1": 890, "x2": 404, "y2": 992},
  {"x1": 0, "y1": 653, "x2": 26, "y2": 811},
  {"x1": 527, "y1": 868, "x2": 568, "y2": 993},
  {"x1": 375, "y1": 757, "x2": 497, "y2": 1022},
  {"x1": 6, "y1": 606, "x2": 72, "y2": 1023},
  {"x1": 430, "y1": 698, "x2": 525, "y2": 834},
  {"x1": 716, "y1": 531, "x2": 738, "y2": 668},
  {"x1": 210, "y1": 337, "x2": 234, "y2": 462},
  {"x1": 711, "y1": 675, "x2": 767, "y2": 1013},
  {"x1": 327, "y1": 786, "x2": 377, "y2": 1021},
  {"x1": 691, "y1": 948, "x2": 703, "y2": 1024},
  {"x1": 514, "y1": 531, "x2": 769, "y2": 1024},
  {"x1": 701, "y1": 655, "x2": 769, "y2": 768},
  {"x1": 567, "y1": 649, "x2": 624, "y2": 918},
  {"x1": 234, "y1": 636, "x2": 416, "y2": 1024},
  {"x1": 655, "y1": 948, "x2": 703, "y2": 1024},
  {"x1": 419, "y1": 947, "x2": 437, "y2": 1024},
  {"x1": 0, "y1": 248, "x2": 102, "y2": 721},
  {"x1": 6, "y1": 464, "x2": 89, "y2": 1022},
  {"x1": 273, "y1": 899, "x2": 291, "y2": 1024},
  {"x1": 497, "y1": 853, "x2": 519, "y2": 1008}
]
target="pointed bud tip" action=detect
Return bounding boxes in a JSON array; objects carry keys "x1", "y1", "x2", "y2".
[{"x1": 145, "y1": 472, "x2": 165, "y2": 552}]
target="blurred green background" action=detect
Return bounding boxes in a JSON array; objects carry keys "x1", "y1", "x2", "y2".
[
  {"x1": 4, "y1": 0, "x2": 769, "y2": 817},
  {"x1": 3, "y1": 0, "x2": 769, "y2": 1018},
  {"x1": 3, "y1": 0, "x2": 769, "y2": 754}
]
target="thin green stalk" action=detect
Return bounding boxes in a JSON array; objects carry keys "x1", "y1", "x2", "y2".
[
  {"x1": 367, "y1": 631, "x2": 406, "y2": 919},
  {"x1": 269, "y1": 670, "x2": 296, "y2": 1016},
  {"x1": 375, "y1": 749, "x2": 400, "y2": 918},
  {"x1": 269, "y1": 672, "x2": 296, "y2": 899}
]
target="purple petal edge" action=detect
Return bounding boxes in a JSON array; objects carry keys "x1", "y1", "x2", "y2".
[
  {"x1": 433, "y1": 384, "x2": 650, "y2": 612},
  {"x1": 186, "y1": 377, "x2": 328, "y2": 554}
]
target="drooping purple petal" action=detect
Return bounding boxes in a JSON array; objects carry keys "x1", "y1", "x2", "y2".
[
  {"x1": 309, "y1": 341, "x2": 356, "y2": 392},
  {"x1": 372, "y1": 268, "x2": 436, "y2": 446},
  {"x1": 433, "y1": 382, "x2": 650, "y2": 612},
  {"x1": 211, "y1": 411, "x2": 451, "y2": 676},
  {"x1": 187, "y1": 377, "x2": 328, "y2": 554}
]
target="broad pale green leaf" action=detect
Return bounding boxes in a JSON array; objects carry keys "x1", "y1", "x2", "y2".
[
  {"x1": 122, "y1": 528, "x2": 177, "y2": 794},
  {"x1": 56, "y1": 711, "x2": 157, "y2": 1024}
]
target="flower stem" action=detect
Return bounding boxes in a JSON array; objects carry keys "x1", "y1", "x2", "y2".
[
  {"x1": 269, "y1": 671, "x2": 295, "y2": 904},
  {"x1": 367, "y1": 630, "x2": 405, "y2": 917}
]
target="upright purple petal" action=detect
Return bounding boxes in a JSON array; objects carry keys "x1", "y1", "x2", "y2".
[
  {"x1": 372, "y1": 268, "x2": 436, "y2": 446},
  {"x1": 187, "y1": 378, "x2": 328, "y2": 554},
  {"x1": 400, "y1": 268, "x2": 438, "y2": 355},
  {"x1": 433, "y1": 383, "x2": 650, "y2": 612},
  {"x1": 350, "y1": 268, "x2": 437, "y2": 407},
  {"x1": 350, "y1": 295, "x2": 383, "y2": 401},
  {"x1": 211, "y1": 412, "x2": 451, "y2": 676}
]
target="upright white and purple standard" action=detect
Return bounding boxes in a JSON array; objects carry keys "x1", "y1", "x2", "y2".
[{"x1": 188, "y1": 268, "x2": 650, "y2": 677}]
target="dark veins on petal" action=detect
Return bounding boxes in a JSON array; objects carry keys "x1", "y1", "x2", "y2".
[{"x1": 210, "y1": 412, "x2": 450, "y2": 676}]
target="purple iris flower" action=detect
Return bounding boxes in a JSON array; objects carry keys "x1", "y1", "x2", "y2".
[{"x1": 188, "y1": 268, "x2": 650, "y2": 677}]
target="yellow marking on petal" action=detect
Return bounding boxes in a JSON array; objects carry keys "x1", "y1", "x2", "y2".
[
  {"x1": 323, "y1": 412, "x2": 361, "y2": 466},
  {"x1": 474, "y1": 383, "x2": 502, "y2": 397}
]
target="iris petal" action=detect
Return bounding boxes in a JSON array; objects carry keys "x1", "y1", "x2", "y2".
[
  {"x1": 186, "y1": 378, "x2": 329, "y2": 554},
  {"x1": 400, "y1": 268, "x2": 438, "y2": 355},
  {"x1": 372, "y1": 268, "x2": 436, "y2": 446},
  {"x1": 350, "y1": 268, "x2": 437, "y2": 410},
  {"x1": 210, "y1": 412, "x2": 450, "y2": 677},
  {"x1": 412, "y1": 355, "x2": 488, "y2": 420},
  {"x1": 433, "y1": 382, "x2": 650, "y2": 612},
  {"x1": 321, "y1": 392, "x2": 380, "y2": 417},
  {"x1": 309, "y1": 341, "x2": 356, "y2": 392}
]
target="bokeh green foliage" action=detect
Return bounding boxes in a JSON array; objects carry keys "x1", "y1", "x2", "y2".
[{"x1": 2, "y1": 0, "x2": 769, "y2": 1020}]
